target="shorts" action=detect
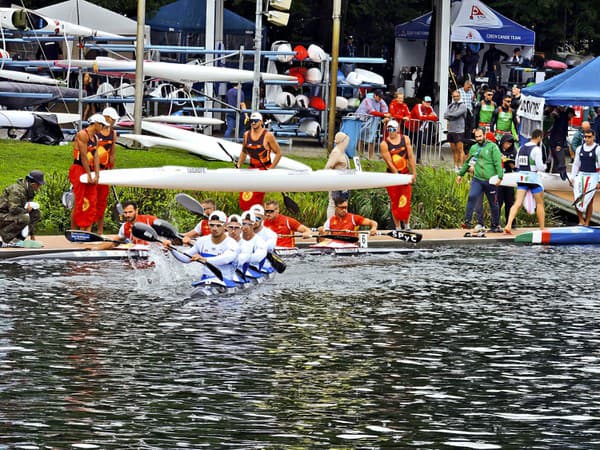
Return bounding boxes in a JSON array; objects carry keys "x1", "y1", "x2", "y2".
[
  {"x1": 447, "y1": 132, "x2": 464, "y2": 143},
  {"x1": 359, "y1": 117, "x2": 381, "y2": 144},
  {"x1": 517, "y1": 182, "x2": 543, "y2": 194}
]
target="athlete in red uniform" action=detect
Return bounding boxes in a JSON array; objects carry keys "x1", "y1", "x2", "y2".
[
  {"x1": 68, "y1": 114, "x2": 109, "y2": 230},
  {"x1": 117, "y1": 201, "x2": 157, "y2": 245},
  {"x1": 263, "y1": 199, "x2": 311, "y2": 248},
  {"x1": 236, "y1": 112, "x2": 282, "y2": 210},
  {"x1": 319, "y1": 197, "x2": 377, "y2": 238},
  {"x1": 380, "y1": 119, "x2": 417, "y2": 230},
  {"x1": 94, "y1": 107, "x2": 120, "y2": 234},
  {"x1": 181, "y1": 198, "x2": 216, "y2": 244}
]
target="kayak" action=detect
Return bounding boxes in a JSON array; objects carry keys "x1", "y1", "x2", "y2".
[
  {"x1": 489, "y1": 172, "x2": 570, "y2": 191},
  {"x1": 135, "y1": 121, "x2": 311, "y2": 172},
  {"x1": 58, "y1": 57, "x2": 297, "y2": 84},
  {"x1": 188, "y1": 267, "x2": 276, "y2": 298},
  {"x1": 514, "y1": 226, "x2": 600, "y2": 245},
  {"x1": 84, "y1": 166, "x2": 413, "y2": 192},
  {"x1": 0, "y1": 245, "x2": 149, "y2": 261},
  {"x1": 0, "y1": 110, "x2": 79, "y2": 128}
]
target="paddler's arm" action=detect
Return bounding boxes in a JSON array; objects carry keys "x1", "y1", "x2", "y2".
[
  {"x1": 362, "y1": 218, "x2": 378, "y2": 236},
  {"x1": 379, "y1": 140, "x2": 395, "y2": 173},
  {"x1": 296, "y1": 224, "x2": 312, "y2": 239},
  {"x1": 266, "y1": 131, "x2": 282, "y2": 169},
  {"x1": 92, "y1": 143, "x2": 100, "y2": 184},
  {"x1": 236, "y1": 134, "x2": 248, "y2": 169}
]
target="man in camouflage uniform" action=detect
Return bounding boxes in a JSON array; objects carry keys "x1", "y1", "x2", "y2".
[{"x1": 0, "y1": 170, "x2": 45, "y2": 244}]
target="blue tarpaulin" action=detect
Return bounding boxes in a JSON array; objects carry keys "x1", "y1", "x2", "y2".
[{"x1": 522, "y1": 57, "x2": 600, "y2": 106}]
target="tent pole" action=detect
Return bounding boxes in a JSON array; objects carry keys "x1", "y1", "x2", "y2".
[
  {"x1": 251, "y1": 0, "x2": 262, "y2": 112},
  {"x1": 327, "y1": 0, "x2": 341, "y2": 151},
  {"x1": 133, "y1": 0, "x2": 146, "y2": 135},
  {"x1": 435, "y1": 0, "x2": 451, "y2": 135}
]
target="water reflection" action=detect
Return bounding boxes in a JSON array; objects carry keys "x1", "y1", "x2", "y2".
[{"x1": 0, "y1": 245, "x2": 599, "y2": 448}]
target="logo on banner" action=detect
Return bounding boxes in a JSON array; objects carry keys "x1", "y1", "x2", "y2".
[{"x1": 470, "y1": 6, "x2": 485, "y2": 20}]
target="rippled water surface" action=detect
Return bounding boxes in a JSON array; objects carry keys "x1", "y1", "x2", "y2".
[{"x1": 1, "y1": 244, "x2": 600, "y2": 449}]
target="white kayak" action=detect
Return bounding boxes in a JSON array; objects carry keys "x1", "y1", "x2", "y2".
[
  {"x1": 489, "y1": 172, "x2": 571, "y2": 192},
  {"x1": 0, "y1": 110, "x2": 80, "y2": 127},
  {"x1": 57, "y1": 57, "x2": 297, "y2": 84},
  {"x1": 144, "y1": 115, "x2": 223, "y2": 126},
  {"x1": 82, "y1": 166, "x2": 412, "y2": 192},
  {"x1": 0, "y1": 69, "x2": 67, "y2": 86},
  {"x1": 0, "y1": 7, "x2": 120, "y2": 37},
  {"x1": 137, "y1": 121, "x2": 311, "y2": 172}
]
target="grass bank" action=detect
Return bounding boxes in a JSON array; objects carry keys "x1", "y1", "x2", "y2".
[{"x1": 0, "y1": 140, "x2": 555, "y2": 234}]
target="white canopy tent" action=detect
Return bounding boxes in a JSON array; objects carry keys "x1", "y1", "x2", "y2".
[{"x1": 35, "y1": 0, "x2": 141, "y2": 36}]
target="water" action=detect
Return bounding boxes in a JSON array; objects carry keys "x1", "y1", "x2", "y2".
[{"x1": 1, "y1": 244, "x2": 600, "y2": 449}]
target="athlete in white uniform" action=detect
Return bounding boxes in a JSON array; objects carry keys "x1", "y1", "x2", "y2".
[{"x1": 570, "y1": 129, "x2": 600, "y2": 225}]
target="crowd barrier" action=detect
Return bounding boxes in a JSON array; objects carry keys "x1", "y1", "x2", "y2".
[{"x1": 340, "y1": 113, "x2": 444, "y2": 163}]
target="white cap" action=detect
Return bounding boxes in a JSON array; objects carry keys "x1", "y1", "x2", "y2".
[
  {"x1": 208, "y1": 210, "x2": 227, "y2": 223},
  {"x1": 250, "y1": 112, "x2": 263, "y2": 121},
  {"x1": 387, "y1": 119, "x2": 399, "y2": 129},
  {"x1": 227, "y1": 213, "x2": 242, "y2": 224},
  {"x1": 241, "y1": 211, "x2": 256, "y2": 223},
  {"x1": 250, "y1": 204, "x2": 264, "y2": 217},
  {"x1": 423, "y1": 95, "x2": 432, "y2": 102},
  {"x1": 88, "y1": 113, "x2": 109, "y2": 126},
  {"x1": 102, "y1": 107, "x2": 119, "y2": 120}
]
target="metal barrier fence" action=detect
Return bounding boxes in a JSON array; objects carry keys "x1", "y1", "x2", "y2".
[{"x1": 341, "y1": 113, "x2": 444, "y2": 163}]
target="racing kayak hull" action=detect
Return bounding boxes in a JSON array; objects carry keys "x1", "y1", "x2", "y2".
[{"x1": 514, "y1": 226, "x2": 600, "y2": 245}]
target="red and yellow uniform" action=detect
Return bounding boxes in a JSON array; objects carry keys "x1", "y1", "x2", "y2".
[
  {"x1": 264, "y1": 214, "x2": 303, "y2": 248},
  {"x1": 119, "y1": 214, "x2": 157, "y2": 245},
  {"x1": 323, "y1": 213, "x2": 369, "y2": 237},
  {"x1": 384, "y1": 136, "x2": 412, "y2": 222},
  {"x1": 69, "y1": 129, "x2": 98, "y2": 228},
  {"x1": 239, "y1": 129, "x2": 270, "y2": 210},
  {"x1": 94, "y1": 129, "x2": 116, "y2": 222}
]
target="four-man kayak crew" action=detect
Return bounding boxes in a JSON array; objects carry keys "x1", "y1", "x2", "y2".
[
  {"x1": 0, "y1": 170, "x2": 45, "y2": 246},
  {"x1": 569, "y1": 129, "x2": 600, "y2": 226},
  {"x1": 69, "y1": 113, "x2": 110, "y2": 231},
  {"x1": 504, "y1": 129, "x2": 546, "y2": 234},
  {"x1": 457, "y1": 128, "x2": 504, "y2": 232},
  {"x1": 236, "y1": 112, "x2": 282, "y2": 210},
  {"x1": 380, "y1": 119, "x2": 416, "y2": 231}
]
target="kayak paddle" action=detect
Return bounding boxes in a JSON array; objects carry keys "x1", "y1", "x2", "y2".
[{"x1": 65, "y1": 229, "x2": 121, "y2": 244}]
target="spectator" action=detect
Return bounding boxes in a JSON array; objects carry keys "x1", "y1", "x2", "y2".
[
  {"x1": 444, "y1": 90, "x2": 468, "y2": 172},
  {"x1": 408, "y1": 96, "x2": 438, "y2": 163},
  {"x1": 356, "y1": 89, "x2": 389, "y2": 160}
]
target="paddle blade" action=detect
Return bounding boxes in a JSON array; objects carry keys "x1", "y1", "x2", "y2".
[
  {"x1": 320, "y1": 234, "x2": 359, "y2": 243},
  {"x1": 282, "y1": 193, "x2": 300, "y2": 215},
  {"x1": 152, "y1": 219, "x2": 183, "y2": 245},
  {"x1": 175, "y1": 193, "x2": 206, "y2": 217},
  {"x1": 386, "y1": 230, "x2": 423, "y2": 243},
  {"x1": 131, "y1": 223, "x2": 160, "y2": 243},
  {"x1": 267, "y1": 251, "x2": 286, "y2": 273},
  {"x1": 65, "y1": 229, "x2": 105, "y2": 243}
]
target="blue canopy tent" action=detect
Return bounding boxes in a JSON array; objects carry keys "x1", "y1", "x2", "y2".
[
  {"x1": 522, "y1": 57, "x2": 600, "y2": 106},
  {"x1": 147, "y1": 0, "x2": 255, "y2": 61},
  {"x1": 393, "y1": 0, "x2": 535, "y2": 86}
]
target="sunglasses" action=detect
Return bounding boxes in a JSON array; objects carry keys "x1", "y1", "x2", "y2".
[
  {"x1": 250, "y1": 118, "x2": 261, "y2": 123},
  {"x1": 336, "y1": 205, "x2": 348, "y2": 210},
  {"x1": 242, "y1": 222, "x2": 254, "y2": 227},
  {"x1": 387, "y1": 127, "x2": 398, "y2": 132},
  {"x1": 227, "y1": 225, "x2": 242, "y2": 230},
  {"x1": 264, "y1": 209, "x2": 276, "y2": 213},
  {"x1": 209, "y1": 223, "x2": 224, "y2": 228}
]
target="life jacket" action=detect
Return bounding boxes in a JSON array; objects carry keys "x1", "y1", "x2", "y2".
[
  {"x1": 244, "y1": 129, "x2": 271, "y2": 169},
  {"x1": 72, "y1": 129, "x2": 97, "y2": 169},
  {"x1": 122, "y1": 215, "x2": 156, "y2": 244},
  {"x1": 578, "y1": 144, "x2": 599, "y2": 173},
  {"x1": 385, "y1": 136, "x2": 409, "y2": 174},
  {"x1": 96, "y1": 129, "x2": 115, "y2": 169},
  {"x1": 516, "y1": 143, "x2": 537, "y2": 172}
]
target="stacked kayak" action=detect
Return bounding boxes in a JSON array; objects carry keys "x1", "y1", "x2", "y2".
[{"x1": 515, "y1": 226, "x2": 600, "y2": 245}]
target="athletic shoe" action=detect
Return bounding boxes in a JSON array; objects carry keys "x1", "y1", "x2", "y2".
[
  {"x1": 474, "y1": 224, "x2": 485, "y2": 232},
  {"x1": 461, "y1": 222, "x2": 471, "y2": 229},
  {"x1": 489, "y1": 227, "x2": 503, "y2": 233}
]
